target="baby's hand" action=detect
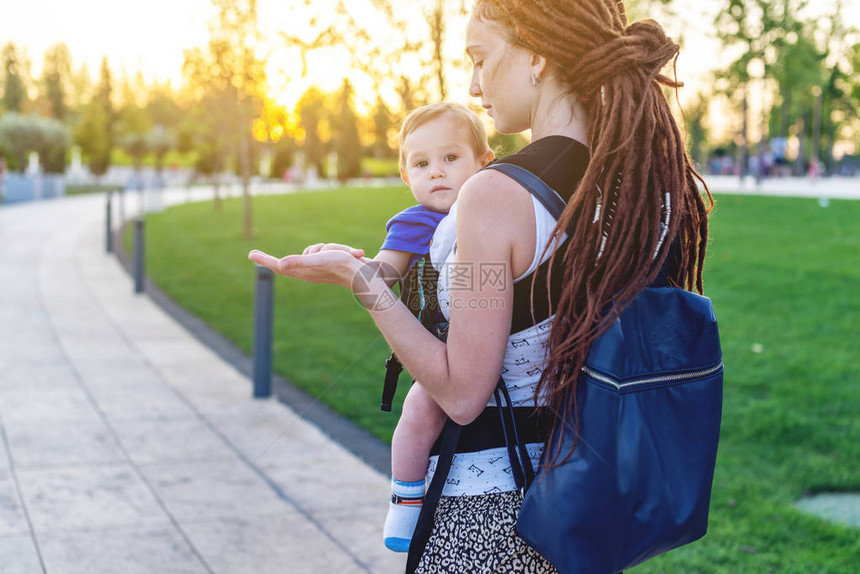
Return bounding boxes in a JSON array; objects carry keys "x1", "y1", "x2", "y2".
[{"x1": 302, "y1": 243, "x2": 365, "y2": 258}]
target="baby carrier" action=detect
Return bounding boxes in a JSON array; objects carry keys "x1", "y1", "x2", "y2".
[{"x1": 379, "y1": 254, "x2": 447, "y2": 411}]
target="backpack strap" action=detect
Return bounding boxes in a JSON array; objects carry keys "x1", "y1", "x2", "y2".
[
  {"x1": 406, "y1": 417, "x2": 462, "y2": 574},
  {"x1": 483, "y1": 162, "x2": 568, "y2": 225}
]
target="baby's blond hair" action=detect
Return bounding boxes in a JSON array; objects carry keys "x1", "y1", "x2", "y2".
[{"x1": 398, "y1": 102, "x2": 491, "y2": 170}]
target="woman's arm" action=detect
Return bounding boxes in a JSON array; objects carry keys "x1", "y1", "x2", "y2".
[
  {"x1": 368, "y1": 249, "x2": 415, "y2": 289},
  {"x1": 249, "y1": 171, "x2": 533, "y2": 424},
  {"x1": 357, "y1": 171, "x2": 535, "y2": 423}
]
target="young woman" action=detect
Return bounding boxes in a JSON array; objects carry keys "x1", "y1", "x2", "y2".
[{"x1": 249, "y1": 0, "x2": 711, "y2": 571}]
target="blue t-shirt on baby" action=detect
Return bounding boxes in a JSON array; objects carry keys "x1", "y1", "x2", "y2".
[{"x1": 380, "y1": 205, "x2": 448, "y2": 270}]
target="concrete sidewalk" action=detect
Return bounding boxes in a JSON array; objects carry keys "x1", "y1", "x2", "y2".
[{"x1": 0, "y1": 193, "x2": 406, "y2": 573}]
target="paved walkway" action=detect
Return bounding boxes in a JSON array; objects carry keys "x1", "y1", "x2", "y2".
[
  {"x1": 0, "y1": 193, "x2": 406, "y2": 573},
  {"x1": 703, "y1": 174, "x2": 859, "y2": 199}
]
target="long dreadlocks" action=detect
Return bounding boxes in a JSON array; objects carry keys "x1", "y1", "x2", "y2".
[{"x1": 474, "y1": 0, "x2": 714, "y2": 464}]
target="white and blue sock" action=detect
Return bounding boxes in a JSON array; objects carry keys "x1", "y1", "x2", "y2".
[{"x1": 383, "y1": 478, "x2": 425, "y2": 552}]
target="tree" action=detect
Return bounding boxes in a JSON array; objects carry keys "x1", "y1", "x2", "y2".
[
  {"x1": 372, "y1": 96, "x2": 393, "y2": 158},
  {"x1": 279, "y1": 0, "x2": 465, "y2": 112},
  {"x1": 684, "y1": 93, "x2": 711, "y2": 169},
  {"x1": 335, "y1": 79, "x2": 361, "y2": 180},
  {"x1": 296, "y1": 86, "x2": 329, "y2": 178},
  {"x1": 36, "y1": 115, "x2": 70, "y2": 173},
  {"x1": 0, "y1": 113, "x2": 42, "y2": 170},
  {"x1": 41, "y1": 43, "x2": 72, "y2": 121},
  {"x1": 714, "y1": 0, "x2": 765, "y2": 177},
  {"x1": 625, "y1": 0, "x2": 674, "y2": 20},
  {"x1": 1, "y1": 43, "x2": 28, "y2": 113},
  {"x1": 76, "y1": 101, "x2": 112, "y2": 177},
  {"x1": 426, "y1": 0, "x2": 449, "y2": 100},
  {"x1": 0, "y1": 113, "x2": 68, "y2": 173},
  {"x1": 69, "y1": 63, "x2": 92, "y2": 113},
  {"x1": 813, "y1": 1, "x2": 857, "y2": 171},
  {"x1": 116, "y1": 72, "x2": 151, "y2": 179},
  {"x1": 75, "y1": 57, "x2": 114, "y2": 177},
  {"x1": 183, "y1": 0, "x2": 267, "y2": 236},
  {"x1": 148, "y1": 125, "x2": 174, "y2": 184}
]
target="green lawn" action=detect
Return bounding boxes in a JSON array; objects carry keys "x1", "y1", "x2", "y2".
[
  {"x1": 66, "y1": 183, "x2": 124, "y2": 196},
  {"x1": 135, "y1": 188, "x2": 859, "y2": 572}
]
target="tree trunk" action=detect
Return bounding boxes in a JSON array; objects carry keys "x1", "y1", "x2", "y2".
[
  {"x1": 811, "y1": 87, "x2": 823, "y2": 173},
  {"x1": 213, "y1": 173, "x2": 222, "y2": 212},
  {"x1": 738, "y1": 85, "x2": 749, "y2": 180},
  {"x1": 429, "y1": 0, "x2": 446, "y2": 100},
  {"x1": 779, "y1": 93, "x2": 791, "y2": 138},
  {"x1": 241, "y1": 131, "x2": 253, "y2": 238},
  {"x1": 794, "y1": 117, "x2": 807, "y2": 176}
]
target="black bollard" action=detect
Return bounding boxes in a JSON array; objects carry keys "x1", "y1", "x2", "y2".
[
  {"x1": 253, "y1": 265, "x2": 275, "y2": 398},
  {"x1": 105, "y1": 192, "x2": 113, "y2": 253},
  {"x1": 133, "y1": 217, "x2": 145, "y2": 294}
]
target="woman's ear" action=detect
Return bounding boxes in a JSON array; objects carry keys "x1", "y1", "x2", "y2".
[
  {"x1": 480, "y1": 149, "x2": 495, "y2": 167},
  {"x1": 531, "y1": 53, "x2": 547, "y2": 83}
]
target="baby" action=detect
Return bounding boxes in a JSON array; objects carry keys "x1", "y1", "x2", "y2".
[
  {"x1": 372, "y1": 102, "x2": 493, "y2": 551},
  {"x1": 303, "y1": 102, "x2": 492, "y2": 550}
]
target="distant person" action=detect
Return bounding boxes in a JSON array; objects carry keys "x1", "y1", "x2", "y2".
[{"x1": 299, "y1": 102, "x2": 494, "y2": 552}]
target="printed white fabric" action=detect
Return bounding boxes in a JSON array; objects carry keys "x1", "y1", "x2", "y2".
[{"x1": 426, "y1": 195, "x2": 568, "y2": 496}]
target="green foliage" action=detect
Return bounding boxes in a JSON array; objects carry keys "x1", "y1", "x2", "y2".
[
  {"x1": 1, "y1": 43, "x2": 28, "y2": 114},
  {"x1": 270, "y1": 139, "x2": 295, "y2": 180},
  {"x1": 685, "y1": 93, "x2": 711, "y2": 167},
  {"x1": 0, "y1": 113, "x2": 69, "y2": 173},
  {"x1": 38, "y1": 116, "x2": 70, "y2": 173},
  {"x1": 372, "y1": 96, "x2": 394, "y2": 158},
  {"x1": 714, "y1": 0, "x2": 857, "y2": 171},
  {"x1": 361, "y1": 156, "x2": 399, "y2": 178},
  {"x1": 0, "y1": 113, "x2": 42, "y2": 169},
  {"x1": 65, "y1": 183, "x2": 122, "y2": 196},
  {"x1": 140, "y1": 189, "x2": 860, "y2": 571},
  {"x1": 75, "y1": 100, "x2": 112, "y2": 176},
  {"x1": 182, "y1": 0, "x2": 266, "y2": 173},
  {"x1": 40, "y1": 43, "x2": 71, "y2": 121},
  {"x1": 335, "y1": 79, "x2": 362, "y2": 180},
  {"x1": 488, "y1": 131, "x2": 529, "y2": 158},
  {"x1": 117, "y1": 98, "x2": 152, "y2": 169},
  {"x1": 296, "y1": 86, "x2": 331, "y2": 177},
  {"x1": 73, "y1": 57, "x2": 115, "y2": 177}
]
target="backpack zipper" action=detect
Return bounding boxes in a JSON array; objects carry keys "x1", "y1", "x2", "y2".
[{"x1": 582, "y1": 361, "x2": 724, "y2": 390}]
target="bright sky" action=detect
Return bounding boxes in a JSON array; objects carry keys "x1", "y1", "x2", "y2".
[{"x1": 2, "y1": 0, "x2": 858, "y2": 114}]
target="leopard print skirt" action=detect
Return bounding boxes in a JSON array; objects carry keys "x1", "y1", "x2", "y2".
[{"x1": 415, "y1": 491, "x2": 559, "y2": 574}]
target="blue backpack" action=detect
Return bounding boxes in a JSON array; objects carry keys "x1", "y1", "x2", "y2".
[{"x1": 489, "y1": 163, "x2": 724, "y2": 574}]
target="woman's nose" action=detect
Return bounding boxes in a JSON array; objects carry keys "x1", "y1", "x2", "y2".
[{"x1": 469, "y1": 69, "x2": 482, "y2": 98}]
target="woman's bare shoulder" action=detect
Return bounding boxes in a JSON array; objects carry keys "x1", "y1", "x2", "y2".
[
  {"x1": 456, "y1": 169, "x2": 537, "y2": 270},
  {"x1": 457, "y1": 170, "x2": 534, "y2": 225}
]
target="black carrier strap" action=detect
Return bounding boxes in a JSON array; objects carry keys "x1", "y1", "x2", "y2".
[
  {"x1": 380, "y1": 254, "x2": 444, "y2": 411},
  {"x1": 405, "y1": 416, "x2": 461, "y2": 574},
  {"x1": 380, "y1": 354, "x2": 403, "y2": 412},
  {"x1": 483, "y1": 163, "x2": 574, "y2": 335},
  {"x1": 407, "y1": 380, "x2": 547, "y2": 572},
  {"x1": 428, "y1": 405, "x2": 550, "y2": 456}
]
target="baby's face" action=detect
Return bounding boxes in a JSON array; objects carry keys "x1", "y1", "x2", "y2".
[{"x1": 400, "y1": 115, "x2": 489, "y2": 213}]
